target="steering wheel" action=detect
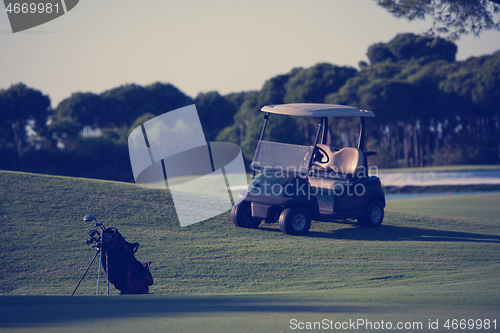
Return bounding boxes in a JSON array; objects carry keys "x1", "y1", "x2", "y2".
[{"x1": 312, "y1": 146, "x2": 329, "y2": 164}]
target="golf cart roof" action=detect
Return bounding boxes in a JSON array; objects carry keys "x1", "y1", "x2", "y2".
[{"x1": 261, "y1": 103, "x2": 375, "y2": 117}]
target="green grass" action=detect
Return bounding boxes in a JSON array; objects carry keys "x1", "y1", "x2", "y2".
[
  {"x1": 1, "y1": 280, "x2": 499, "y2": 332},
  {"x1": 0, "y1": 171, "x2": 499, "y2": 332},
  {"x1": 387, "y1": 193, "x2": 500, "y2": 220}
]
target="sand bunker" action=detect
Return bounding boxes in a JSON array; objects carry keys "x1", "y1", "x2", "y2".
[{"x1": 377, "y1": 170, "x2": 500, "y2": 187}]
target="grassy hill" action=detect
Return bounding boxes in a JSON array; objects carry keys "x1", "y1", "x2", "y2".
[
  {"x1": 0, "y1": 171, "x2": 499, "y2": 332},
  {"x1": 1, "y1": 170, "x2": 499, "y2": 295}
]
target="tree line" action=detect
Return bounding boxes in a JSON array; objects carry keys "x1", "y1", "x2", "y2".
[{"x1": 1, "y1": 33, "x2": 499, "y2": 181}]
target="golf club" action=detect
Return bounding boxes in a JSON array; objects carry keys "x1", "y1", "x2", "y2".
[
  {"x1": 83, "y1": 214, "x2": 96, "y2": 222},
  {"x1": 86, "y1": 237, "x2": 97, "y2": 245},
  {"x1": 72, "y1": 214, "x2": 106, "y2": 296},
  {"x1": 94, "y1": 222, "x2": 105, "y2": 231}
]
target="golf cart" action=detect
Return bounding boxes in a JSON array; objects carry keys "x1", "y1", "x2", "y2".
[{"x1": 231, "y1": 103, "x2": 385, "y2": 235}]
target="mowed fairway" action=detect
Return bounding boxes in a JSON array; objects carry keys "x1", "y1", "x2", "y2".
[
  {"x1": 0, "y1": 171, "x2": 499, "y2": 332},
  {"x1": 386, "y1": 192, "x2": 500, "y2": 220}
]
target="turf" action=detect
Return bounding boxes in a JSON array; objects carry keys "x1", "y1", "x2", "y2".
[
  {"x1": 0, "y1": 171, "x2": 499, "y2": 332},
  {"x1": 386, "y1": 192, "x2": 500, "y2": 220},
  {"x1": 1, "y1": 280, "x2": 499, "y2": 332}
]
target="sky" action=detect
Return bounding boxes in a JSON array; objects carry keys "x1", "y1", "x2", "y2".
[{"x1": 1, "y1": 0, "x2": 499, "y2": 108}]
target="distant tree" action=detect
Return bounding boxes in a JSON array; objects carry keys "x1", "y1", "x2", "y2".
[
  {"x1": 377, "y1": 0, "x2": 500, "y2": 40},
  {"x1": 100, "y1": 82, "x2": 193, "y2": 127},
  {"x1": 284, "y1": 63, "x2": 358, "y2": 103},
  {"x1": 259, "y1": 72, "x2": 297, "y2": 105},
  {"x1": 216, "y1": 91, "x2": 261, "y2": 145},
  {"x1": 329, "y1": 37, "x2": 500, "y2": 167},
  {"x1": 0, "y1": 83, "x2": 51, "y2": 156},
  {"x1": 128, "y1": 113, "x2": 157, "y2": 134},
  {"x1": 220, "y1": 64, "x2": 357, "y2": 145},
  {"x1": 240, "y1": 113, "x2": 306, "y2": 160},
  {"x1": 387, "y1": 33, "x2": 457, "y2": 62},
  {"x1": 194, "y1": 91, "x2": 237, "y2": 141},
  {"x1": 358, "y1": 61, "x2": 369, "y2": 70},
  {"x1": 224, "y1": 91, "x2": 253, "y2": 111},
  {"x1": 439, "y1": 50, "x2": 500, "y2": 108},
  {"x1": 438, "y1": 50, "x2": 500, "y2": 163},
  {"x1": 215, "y1": 124, "x2": 241, "y2": 144},
  {"x1": 0, "y1": 94, "x2": 11, "y2": 150},
  {"x1": 367, "y1": 33, "x2": 457, "y2": 64},
  {"x1": 142, "y1": 82, "x2": 194, "y2": 118},
  {"x1": 367, "y1": 43, "x2": 396, "y2": 64},
  {"x1": 230, "y1": 91, "x2": 262, "y2": 131},
  {"x1": 51, "y1": 92, "x2": 105, "y2": 144},
  {"x1": 51, "y1": 82, "x2": 193, "y2": 145}
]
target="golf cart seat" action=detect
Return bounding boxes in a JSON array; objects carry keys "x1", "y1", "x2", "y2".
[{"x1": 313, "y1": 144, "x2": 364, "y2": 178}]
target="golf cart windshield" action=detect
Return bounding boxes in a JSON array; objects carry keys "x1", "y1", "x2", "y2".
[{"x1": 251, "y1": 140, "x2": 313, "y2": 175}]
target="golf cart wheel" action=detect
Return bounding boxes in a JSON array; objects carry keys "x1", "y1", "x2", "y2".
[
  {"x1": 279, "y1": 206, "x2": 311, "y2": 235},
  {"x1": 231, "y1": 201, "x2": 261, "y2": 228},
  {"x1": 358, "y1": 200, "x2": 384, "y2": 228}
]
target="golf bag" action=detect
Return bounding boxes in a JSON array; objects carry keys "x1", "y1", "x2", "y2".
[{"x1": 101, "y1": 227, "x2": 153, "y2": 294}]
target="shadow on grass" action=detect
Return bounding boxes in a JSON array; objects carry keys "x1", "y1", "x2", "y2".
[
  {"x1": 0, "y1": 295, "x2": 378, "y2": 327},
  {"x1": 304, "y1": 224, "x2": 500, "y2": 243},
  {"x1": 258, "y1": 223, "x2": 500, "y2": 243}
]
